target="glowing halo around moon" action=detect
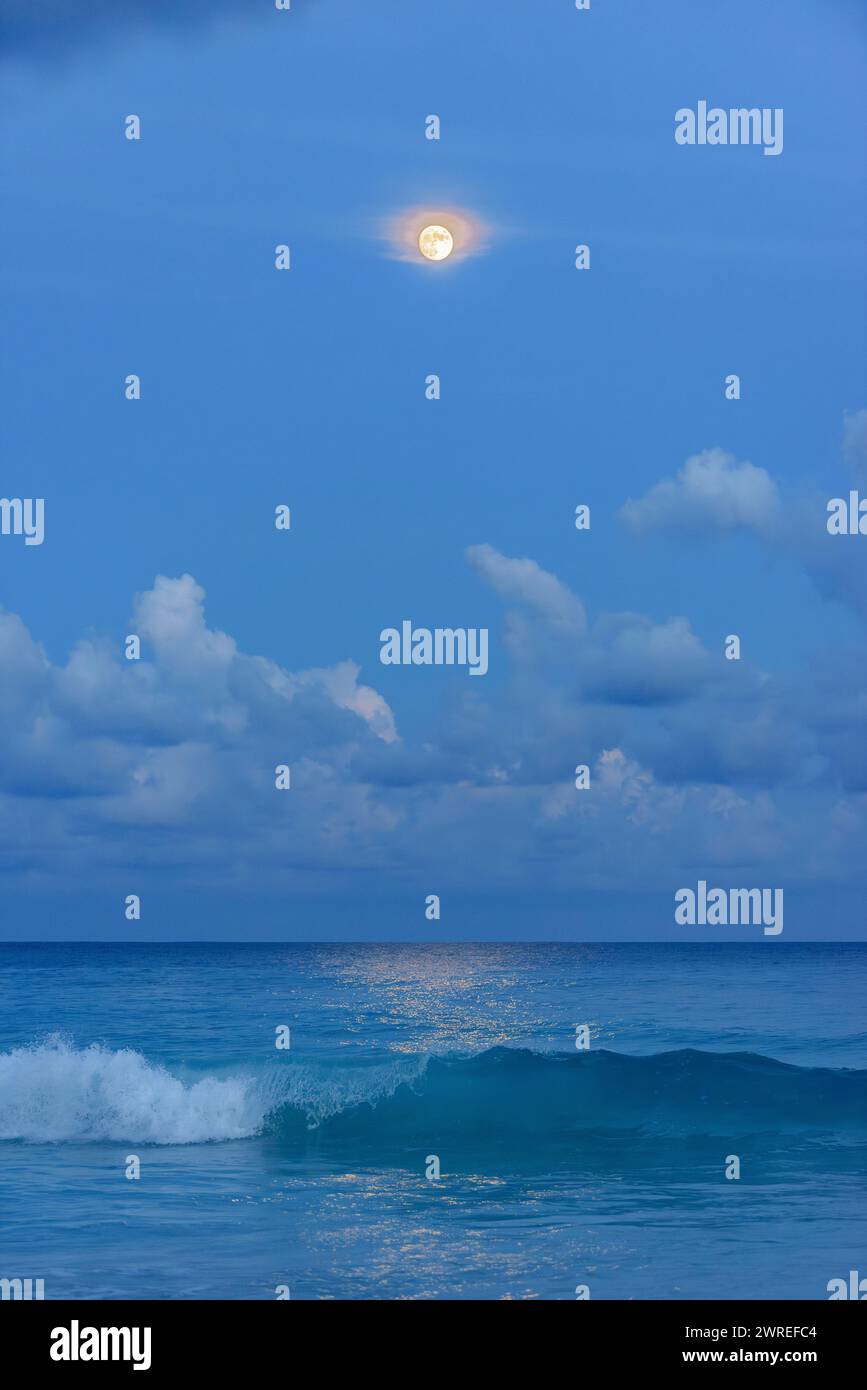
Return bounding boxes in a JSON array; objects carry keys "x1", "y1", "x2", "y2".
[
  {"x1": 382, "y1": 205, "x2": 490, "y2": 264},
  {"x1": 418, "y1": 224, "x2": 454, "y2": 261}
]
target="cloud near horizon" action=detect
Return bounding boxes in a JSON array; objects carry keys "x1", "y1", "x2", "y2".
[{"x1": 1, "y1": 550, "x2": 865, "y2": 901}]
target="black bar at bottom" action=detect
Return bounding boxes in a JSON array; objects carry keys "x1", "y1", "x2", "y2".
[{"x1": 1, "y1": 1299, "x2": 862, "y2": 1375}]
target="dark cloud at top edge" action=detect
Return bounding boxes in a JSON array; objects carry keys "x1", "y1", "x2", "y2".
[{"x1": 0, "y1": 0, "x2": 277, "y2": 64}]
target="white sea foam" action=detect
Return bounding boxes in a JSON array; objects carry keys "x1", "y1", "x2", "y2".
[
  {"x1": 0, "y1": 1038, "x2": 429, "y2": 1144},
  {"x1": 0, "y1": 1039, "x2": 266, "y2": 1144}
]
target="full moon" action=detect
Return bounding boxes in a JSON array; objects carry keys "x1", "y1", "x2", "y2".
[
  {"x1": 418, "y1": 224, "x2": 454, "y2": 261},
  {"x1": 383, "y1": 206, "x2": 487, "y2": 264}
]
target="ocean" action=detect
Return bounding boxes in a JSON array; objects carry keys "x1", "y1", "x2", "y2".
[{"x1": 0, "y1": 942, "x2": 864, "y2": 1300}]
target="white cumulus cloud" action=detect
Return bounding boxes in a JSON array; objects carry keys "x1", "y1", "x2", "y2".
[{"x1": 619, "y1": 448, "x2": 781, "y2": 535}]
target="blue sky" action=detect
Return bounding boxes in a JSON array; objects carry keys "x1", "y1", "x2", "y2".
[{"x1": 1, "y1": 0, "x2": 865, "y2": 939}]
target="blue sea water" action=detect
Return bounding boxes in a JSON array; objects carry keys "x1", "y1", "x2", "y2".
[{"x1": 0, "y1": 942, "x2": 865, "y2": 1301}]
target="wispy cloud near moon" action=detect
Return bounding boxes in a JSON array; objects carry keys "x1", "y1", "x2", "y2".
[{"x1": 381, "y1": 205, "x2": 491, "y2": 264}]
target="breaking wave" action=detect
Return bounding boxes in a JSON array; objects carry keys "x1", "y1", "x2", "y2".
[{"x1": 1, "y1": 1039, "x2": 864, "y2": 1146}]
